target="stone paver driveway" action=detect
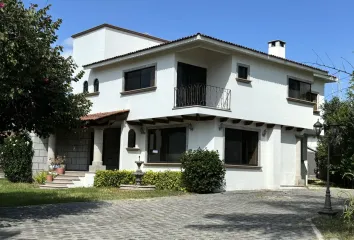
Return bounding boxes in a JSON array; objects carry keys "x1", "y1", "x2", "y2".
[{"x1": 0, "y1": 188, "x2": 350, "y2": 240}]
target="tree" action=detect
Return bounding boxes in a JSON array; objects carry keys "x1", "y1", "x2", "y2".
[
  {"x1": 0, "y1": 0, "x2": 91, "y2": 137},
  {"x1": 316, "y1": 73, "x2": 354, "y2": 187}
]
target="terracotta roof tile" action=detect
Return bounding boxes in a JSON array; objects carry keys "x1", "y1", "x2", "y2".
[{"x1": 81, "y1": 110, "x2": 129, "y2": 121}]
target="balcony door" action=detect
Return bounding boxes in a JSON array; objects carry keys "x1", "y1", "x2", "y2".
[{"x1": 176, "y1": 62, "x2": 207, "y2": 107}]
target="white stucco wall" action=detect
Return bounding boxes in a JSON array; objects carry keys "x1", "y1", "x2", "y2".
[{"x1": 104, "y1": 28, "x2": 163, "y2": 59}]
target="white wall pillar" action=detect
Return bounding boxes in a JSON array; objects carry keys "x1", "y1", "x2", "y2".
[
  {"x1": 267, "y1": 125, "x2": 282, "y2": 189},
  {"x1": 295, "y1": 137, "x2": 302, "y2": 185},
  {"x1": 89, "y1": 128, "x2": 106, "y2": 172},
  {"x1": 47, "y1": 134, "x2": 56, "y2": 166}
]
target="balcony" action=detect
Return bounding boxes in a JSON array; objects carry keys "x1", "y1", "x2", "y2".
[{"x1": 174, "y1": 84, "x2": 231, "y2": 111}]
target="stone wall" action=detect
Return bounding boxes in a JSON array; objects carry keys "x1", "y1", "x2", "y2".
[
  {"x1": 30, "y1": 133, "x2": 49, "y2": 173},
  {"x1": 56, "y1": 130, "x2": 91, "y2": 171}
]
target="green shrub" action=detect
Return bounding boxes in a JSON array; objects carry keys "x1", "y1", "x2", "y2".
[
  {"x1": 94, "y1": 170, "x2": 183, "y2": 191},
  {"x1": 181, "y1": 149, "x2": 225, "y2": 193},
  {"x1": 143, "y1": 171, "x2": 183, "y2": 191},
  {"x1": 94, "y1": 170, "x2": 135, "y2": 187},
  {"x1": 0, "y1": 133, "x2": 34, "y2": 183},
  {"x1": 33, "y1": 171, "x2": 47, "y2": 184}
]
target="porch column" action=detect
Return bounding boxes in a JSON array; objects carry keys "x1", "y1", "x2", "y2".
[
  {"x1": 89, "y1": 128, "x2": 106, "y2": 172},
  {"x1": 295, "y1": 137, "x2": 302, "y2": 185},
  {"x1": 47, "y1": 134, "x2": 56, "y2": 167}
]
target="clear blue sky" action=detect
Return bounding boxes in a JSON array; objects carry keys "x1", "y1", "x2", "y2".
[{"x1": 25, "y1": 0, "x2": 353, "y2": 98}]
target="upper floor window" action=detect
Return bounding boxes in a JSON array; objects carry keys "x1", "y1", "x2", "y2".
[
  {"x1": 94, "y1": 79, "x2": 99, "y2": 92},
  {"x1": 288, "y1": 78, "x2": 312, "y2": 102},
  {"x1": 237, "y1": 64, "x2": 249, "y2": 80},
  {"x1": 311, "y1": 92, "x2": 319, "y2": 111},
  {"x1": 83, "y1": 81, "x2": 88, "y2": 93},
  {"x1": 124, "y1": 66, "x2": 155, "y2": 91}
]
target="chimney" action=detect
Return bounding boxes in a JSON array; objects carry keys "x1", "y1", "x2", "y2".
[{"x1": 268, "y1": 40, "x2": 286, "y2": 58}]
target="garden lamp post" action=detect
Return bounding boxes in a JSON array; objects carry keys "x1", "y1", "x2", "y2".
[{"x1": 313, "y1": 119, "x2": 338, "y2": 216}]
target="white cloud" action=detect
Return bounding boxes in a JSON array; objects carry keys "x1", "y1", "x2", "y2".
[{"x1": 61, "y1": 37, "x2": 73, "y2": 58}]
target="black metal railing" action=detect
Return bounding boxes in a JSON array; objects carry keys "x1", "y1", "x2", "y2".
[{"x1": 174, "y1": 84, "x2": 231, "y2": 110}]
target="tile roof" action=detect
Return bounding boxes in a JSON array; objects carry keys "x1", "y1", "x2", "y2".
[
  {"x1": 83, "y1": 33, "x2": 328, "y2": 73},
  {"x1": 81, "y1": 110, "x2": 130, "y2": 121},
  {"x1": 72, "y1": 23, "x2": 168, "y2": 43}
]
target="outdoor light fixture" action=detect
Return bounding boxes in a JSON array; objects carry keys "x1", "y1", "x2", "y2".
[
  {"x1": 140, "y1": 126, "x2": 145, "y2": 134},
  {"x1": 219, "y1": 123, "x2": 224, "y2": 131},
  {"x1": 313, "y1": 119, "x2": 341, "y2": 216},
  {"x1": 262, "y1": 129, "x2": 267, "y2": 137},
  {"x1": 188, "y1": 123, "x2": 194, "y2": 131},
  {"x1": 313, "y1": 119, "x2": 323, "y2": 137}
]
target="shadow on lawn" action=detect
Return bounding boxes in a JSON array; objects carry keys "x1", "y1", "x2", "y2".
[{"x1": 0, "y1": 229, "x2": 21, "y2": 240}]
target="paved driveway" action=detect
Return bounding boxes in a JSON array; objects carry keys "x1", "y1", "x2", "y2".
[{"x1": 0, "y1": 188, "x2": 350, "y2": 240}]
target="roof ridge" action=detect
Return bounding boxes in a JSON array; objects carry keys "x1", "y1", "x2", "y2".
[{"x1": 71, "y1": 23, "x2": 169, "y2": 43}]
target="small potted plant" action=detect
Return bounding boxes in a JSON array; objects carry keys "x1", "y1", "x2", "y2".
[
  {"x1": 55, "y1": 155, "x2": 66, "y2": 175},
  {"x1": 46, "y1": 171, "x2": 55, "y2": 182}
]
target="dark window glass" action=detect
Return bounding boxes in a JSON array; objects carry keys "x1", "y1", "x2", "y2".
[
  {"x1": 148, "y1": 127, "x2": 186, "y2": 163},
  {"x1": 225, "y1": 128, "x2": 258, "y2": 165},
  {"x1": 280, "y1": 42, "x2": 285, "y2": 47},
  {"x1": 271, "y1": 42, "x2": 276, "y2": 47},
  {"x1": 83, "y1": 81, "x2": 88, "y2": 93},
  {"x1": 289, "y1": 78, "x2": 312, "y2": 101},
  {"x1": 94, "y1": 79, "x2": 99, "y2": 92},
  {"x1": 311, "y1": 92, "x2": 318, "y2": 111},
  {"x1": 128, "y1": 129, "x2": 136, "y2": 148},
  {"x1": 238, "y1": 65, "x2": 248, "y2": 79},
  {"x1": 124, "y1": 66, "x2": 155, "y2": 91}
]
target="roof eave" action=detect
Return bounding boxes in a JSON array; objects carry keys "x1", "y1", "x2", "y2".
[
  {"x1": 314, "y1": 73, "x2": 337, "y2": 83},
  {"x1": 83, "y1": 35, "x2": 199, "y2": 69}
]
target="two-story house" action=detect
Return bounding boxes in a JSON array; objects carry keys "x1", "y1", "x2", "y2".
[{"x1": 32, "y1": 24, "x2": 335, "y2": 190}]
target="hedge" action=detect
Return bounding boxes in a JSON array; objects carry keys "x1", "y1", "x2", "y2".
[{"x1": 94, "y1": 170, "x2": 183, "y2": 191}]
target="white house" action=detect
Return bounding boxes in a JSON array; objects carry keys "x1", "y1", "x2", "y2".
[{"x1": 32, "y1": 23, "x2": 336, "y2": 190}]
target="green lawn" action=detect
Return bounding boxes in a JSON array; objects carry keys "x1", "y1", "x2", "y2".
[
  {"x1": 0, "y1": 179, "x2": 185, "y2": 207},
  {"x1": 313, "y1": 216, "x2": 354, "y2": 240}
]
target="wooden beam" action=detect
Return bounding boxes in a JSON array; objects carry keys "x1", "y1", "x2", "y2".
[
  {"x1": 167, "y1": 117, "x2": 183, "y2": 122},
  {"x1": 200, "y1": 116, "x2": 216, "y2": 121},
  {"x1": 220, "y1": 118, "x2": 228, "y2": 123},
  {"x1": 126, "y1": 121, "x2": 142, "y2": 126},
  {"x1": 244, "y1": 121, "x2": 253, "y2": 125},
  {"x1": 285, "y1": 126, "x2": 294, "y2": 131},
  {"x1": 267, "y1": 124, "x2": 275, "y2": 128},
  {"x1": 182, "y1": 115, "x2": 197, "y2": 121},
  {"x1": 256, "y1": 122, "x2": 264, "y2": 127},
  {"x1": 152, "y1": 118, "x2": 169, "y2": 124},
  {"x1": 140, "y1": 120, "x2": 155, "y2": 125},
  {"x1": 232, "y1": 119, "x2": 241, "y2": 124},
  {"x1": 296, "y1": 128, "x2": 304, "y2": 132}
]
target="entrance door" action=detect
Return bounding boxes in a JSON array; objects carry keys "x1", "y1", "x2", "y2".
[
  {"x1": 177, "y1": 62, "x2": 207, "y2": 107},
  {"x1": 103, "y1": 128, "x2": 121, "y2": 170}
]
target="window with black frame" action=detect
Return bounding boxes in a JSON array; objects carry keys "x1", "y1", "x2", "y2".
[
  {"x1": 148, "y1": 127, "x2": 186, "y2": 163},
  {"x1": 124, "y1": 66, "x2": 155, "y2": 91},
  {"x1": 288, "y1": 78, "x2": 312, "y2": 101},
  {"x1": 94, "y1": 79, "x2": 99, "y2": 92},
  {"x1": 83, "y1": 81, "x2": 88, "y2": 93},
  {"x1": 224, "y1": 128, "x2": 259, "y2": 165},
  {"x1": 237, "y1": 64, "x2": 249, "y2": 79}
]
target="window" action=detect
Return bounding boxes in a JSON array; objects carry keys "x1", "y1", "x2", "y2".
[
  {"x1": 288, "y1": 78, "x2": 312, "y2": 101},
  {"x1": 224, "y1": 128, "x2": 259, "y2": 165},
  {"x1": 148, "y1": 127, "x2": 186, "y2": 163},
  {"x1": 127, "y1": 129, "x2": 136, "y2": 148},
  {"x1": 237, "y1": 64, "x2": 249, "y2": 79},
  {"x1": 280, "y1": 42, "x2": 285, "y2": 47},
  {"x1": 94, "y1": 79, "x2": 99, "y2": 92},
  {"x1": 271, "y1": 42, "x2": 276, "y2": 47},
  {"x1": 311, "y1": 92, "x2": 318, "y2": 111},
  {"x1": 124, "y1": 66, "x2": 155, "y2": 91},
  {"x1": 83, "y1": 81, "x2": 88, "y2": 93}
]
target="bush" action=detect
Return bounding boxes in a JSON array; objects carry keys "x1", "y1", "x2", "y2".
[
  {"x1": 0, "y1": 133, "x2": 34, "y2": 183},
  {"x1": 143, "y1": 171, "x2": 183, "y2": 191},
  {"x1": 181, "y1": 149, "x2": 225, "y2": 193},
  {"x1": 94, "y1": 170, "x2": 135, "y2": 187},
  {"x1": 94, "y1": 170, "x2": 183, "y2": 191},
  {"x1": 33, "y1": 171, "x2": 47, "y2": 184}
]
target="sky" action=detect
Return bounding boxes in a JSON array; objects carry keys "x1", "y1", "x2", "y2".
[{"x1": 24, "y1": 0, "x2": 354, "y2": 98}]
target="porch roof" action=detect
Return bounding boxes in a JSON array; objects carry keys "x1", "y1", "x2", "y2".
[{"x1": 81, "y1": 110, "x2": 130, "y2": 121}]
